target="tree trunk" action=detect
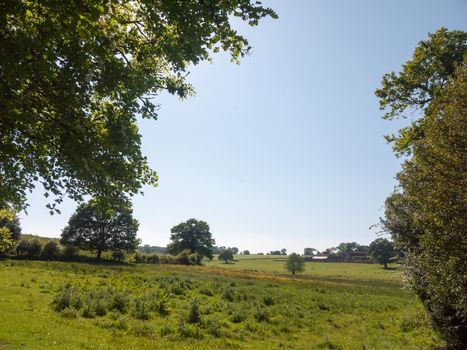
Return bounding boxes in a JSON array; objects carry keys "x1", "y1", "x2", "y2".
[
  {"x1": 384, "y1": 262, "x2": 388, "y2": 269},
  {"x1": 97, "y1": 250, "x2": 102, "y2": 259}
]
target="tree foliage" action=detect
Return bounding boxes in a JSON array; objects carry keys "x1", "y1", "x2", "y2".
[
  {"x1": 285, "y1": 253, "x2": 305, "y2": 276},
  {"x1": 0, "y1": 209, "x2": 21, "y2": 241},
  {"x1": 303, "y1": 247, "x2": 317, "y2": 256},
  {"x1": 0, "y1": 209, "x2": 19, "y2": 255},
  {"x1": 0, "y1": 1, "x2": 277, "y2": 212},
  {"x1": 218, "y1": 249, "x2": 234, "y2": 264},
  {"x1": 166, "y1": 218, "x2": 215, "y2": 263},
  {"x1": 61, "y1": 200, "x2": 139, "y2": 258},
  {"x1": 378, "y1": 28, "x2": 467, "y2": 348},
  {"x1": 375, "y1": 28, "x2": 466, "y2": 156},
  {"x1": 41, "y1": 240, "x2": 61, "y2": 260},
  {"x1": 369, "y1": 238, "x2": 395, "y2": 269}
]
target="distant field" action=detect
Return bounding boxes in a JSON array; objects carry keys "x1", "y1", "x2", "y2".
[
  {"x1": 0, "y1": 259, "x2": 441, "y2": 349},
  {"x1": 205, "y1": 255, "x2": 399, "y2": 284}
]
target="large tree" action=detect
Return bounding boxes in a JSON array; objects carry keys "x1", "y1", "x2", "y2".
[
  {"x1": 167, "y1": 218, "x2": 215, "y2": 263},
  {"x1": 377, "y1": 28, "x2": 467, "y2": 348},
  {"x1": 61, "y1": 200, "x2": 139, "y2": 259},
  {"x1": 0, "y1": 1, "x2": 277, "y2": 212}
]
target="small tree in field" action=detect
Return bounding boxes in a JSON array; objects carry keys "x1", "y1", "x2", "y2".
[
  {"x1": 369, "y1": 238, "x2": 395, "y2": 269},
  {"x1": 285, "y1": 253, "x2": 305, "y2": 276},
  {"x1": 218, "y1": 249, "x2": 234, "y2": 264}
]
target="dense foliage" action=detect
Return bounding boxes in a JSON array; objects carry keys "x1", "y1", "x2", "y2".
[
  {"x1": 167, "y1": 219, "x2": 215, "y2": 263},
  {"x1": 61, "y1": 200, "x2": 139, "y2": 258},
  {"x1": 0, "y1": 1, "x2": 277, "y2": 212},
  {"x1": 378, "y1": 28, "x2": 467, "y2": 349}
]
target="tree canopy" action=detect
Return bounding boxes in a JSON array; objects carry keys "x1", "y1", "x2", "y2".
[
  {"x1": 167, "y1": 218, "x2": 215, "y2": 263},
  {"x1": 369, "y1": 238, "x2": 395, "y2": 269},
  {"x1": 0, "y1": 1, "x2": 277, "y2": 212},
  {"x1": 218, "y1": 249, "x2": 234, "y2": 264},
  {"x1": 61, "y1": 200, "x2": 139, "y2": 258},
  {"x1": 378, "y1": 28, "x2": 467, "y2": 348},
  {"x1": 285, "y1": 253, "x2": 305, "y2": 276}
]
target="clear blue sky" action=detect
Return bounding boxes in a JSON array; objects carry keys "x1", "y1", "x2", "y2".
[{"x1": 21, "y1": 0, "x2": 467, "y2": 253}]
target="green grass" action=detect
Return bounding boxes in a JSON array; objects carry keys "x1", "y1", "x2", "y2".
[
  {"x1": 206, "y1": 255, "x2": 399, "y2": 283},
  {"x1": 0, "y1": 259, "x2": 442, "y2": 349}
]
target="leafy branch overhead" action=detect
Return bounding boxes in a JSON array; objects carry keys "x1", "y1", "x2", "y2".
[{"x1": 0, "y1": 1, "x2": 277, "y2": 212}]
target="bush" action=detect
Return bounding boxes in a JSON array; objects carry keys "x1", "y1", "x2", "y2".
[
  {"x1": 187, "y1": 298, "x2": 201, "y2": 324},
  {"x1": 51, "y1": 283, "x2": 82, "y2": 311},
  {"x1": 112, "y1": 250, "x2": 125, "y2": 262},
  {"x1": 41, "y1": 240, "x2": 60, "y2": 260},
  {"x1": 254, "y1": 308, "x2": 270, "y2": 322},
  {"x1": 176, "y1": 249, "x2": 192, "y2": 265},
  {"x1": 132, "y1": 297, "x2": 151, "y2": 320},
  {"x1": 146, "y1": 253, "x2": 160, "y2": 264},
  {"x1": 222, "y1": 287, "x2": 235, "y2": 302},
  {"x1": 153, "y1": 290, "x2": 170, "y2": 316},
  {"x1": 110, "y1": 290, "x2": 130, "y2": 313},
  {"x1": 63, "y1": 244, "x2": 79, "y2": 260},
  {"x1": 160, "y1": 254, "x2": 175, "y2": 264},
  {"x1": 263, "y1": 295, "x2": 275, "y2": 306},
  {"x1": 15, "y1": 239, "x2": 31, "y2": 257}
]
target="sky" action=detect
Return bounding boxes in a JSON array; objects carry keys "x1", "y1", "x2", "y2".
[{"x1": 20, "y1": 0, "x2": 467, "y2": 254}]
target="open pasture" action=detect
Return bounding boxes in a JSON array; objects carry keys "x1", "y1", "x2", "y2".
[{"x1": 0, "y1": 259, "x2": 441, "y2": 349}]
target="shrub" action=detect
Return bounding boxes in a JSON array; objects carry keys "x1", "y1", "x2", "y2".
[
  {"x1": 187, "y1": 298, "x2": 201, "y2": 324},
  {"x1": 176, "y1": 249, "x2": 191, "y2": 265},
  {"x1": 112, "y1": 250, "x2": 125, "y2": 262},
  {"x1": 153, "y1": 290, "x2": 170, "y2": 316},
  {"x1": 28, "y1": 239, "x2": 42, "y2": 259},
  {"x1": 231, "y1": 310, "x2": 247, "y2": 323},
  {"x1": 132, "y1": 297, "x2": 151, "y2": 320},
  {"x1": 205, "y1": 318, "x2": 223, "y2": 337},
  {"x1": 51, "y1": 283, "x2": 82, "y2": 311},
  {"x1": 146, "y1": 253, "x2": 160, "y2": 264},
  {"x1": 41, "y1": 240, "x2": 60, "y2": 260},
  {"x1": 63, "y1": 244, "x2": 79, "y2": 260},
  {"x1": 263, "y1": 295, "x2": 275, "y2": 306},
  {"x1": 222, "y1": 287, "x2": 235, "y2": 302},
  {"x1": 110, "y1": 290, "x2": 130, "y2": 313},
  {"x1": 160, "y1": 254, "x2": 175, "y2": 264},
  {"x1": 254, "y1": 308, "x2": 270, "y2": 322},
  {"x1": 15, "y1": 239, "x2": 31, "y2": 257}
]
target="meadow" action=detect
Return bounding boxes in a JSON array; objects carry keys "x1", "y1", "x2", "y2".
[{"x1": 0, "y1": 257, "x2": 442, "y2": 350}]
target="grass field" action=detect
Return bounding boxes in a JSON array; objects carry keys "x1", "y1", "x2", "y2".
[{"x1": 0, "y1": 258, "x2": 442, "y2": 350}]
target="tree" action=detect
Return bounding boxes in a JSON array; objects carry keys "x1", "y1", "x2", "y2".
[
  {"x1": 377, "y1": 28, "x2": 467, "y2": 348},
  {"x1": 242, "y1": 250, "x2": 251, "y2": 255},
  {"x1": 218, "y1": 249, "x2": 234, "y2": 264},
  {"x1": 304, "y1": 248, "x2": 317, "y2": 256},
  {"x1": 280, "y1": 248, "x2": 287, "y2": 255},
  {"x1": 0, "y1": 209, "x2": 21, "y2": 241},
  {"x1": 337, "y1": 242, "x2": 360, "y2": 255},
  {"x1": 166, "y1": 219, "x2": 215, "y2": 264},
  {"x1": 61, "y1": 200, "x2": 139, "y2": 259},
  {"x1": 0, "y1": 1, "x2": 277, "y2": 213},
  {"x1": 285, "y1": 253, "x2": 305, "y2": 276},
  {"x1": 0, "y1": 209, "x2": 18, "y2": 256},
  {"x1": 41, "y1": 240, "x2": 61, "y2": 260},
  {"x1": 369, "y1": 238, "x2": 395, "y2": 269}
]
